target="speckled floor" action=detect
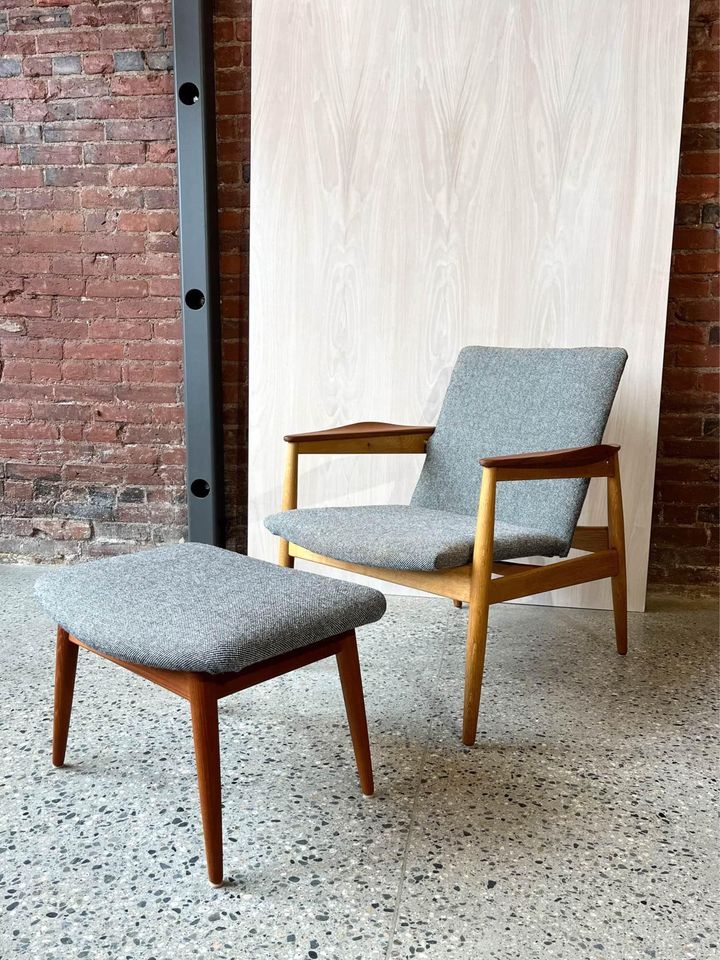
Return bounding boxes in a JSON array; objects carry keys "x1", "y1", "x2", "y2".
[{"x1": 0, "y1": 564, "x2": 717, "y2": 960}]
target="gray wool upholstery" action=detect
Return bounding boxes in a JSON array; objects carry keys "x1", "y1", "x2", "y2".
[
  {"x1": 34, "y1": 543, "x2": 386, "y2": 674},
  {"x1": 412, "y1": 347, "x2": 627, "y2": 555},
  {"x1": 265, "y1": 505, "x2": 567, "y2": 572},
  {"x1": 265, "y1": 346, "x2": 626, "y2": 569}
]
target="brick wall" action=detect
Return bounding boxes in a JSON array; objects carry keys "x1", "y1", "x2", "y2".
[
  {"x1": 0, "y1": 0, "x2": 185, "y2": 559},
  {"x1": 0, "y1": 0, "x2": 717, "y2": 594},
  {"x1": 649, "y1": 0, "x2": 720, "y2": 595},
  {"x1": 214, "y1": 0, "x2": 251, "y2": 553}
]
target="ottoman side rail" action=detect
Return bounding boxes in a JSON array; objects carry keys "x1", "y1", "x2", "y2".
[{"x1": 64, "y1": 630, "x2": 355, "y2": 699}]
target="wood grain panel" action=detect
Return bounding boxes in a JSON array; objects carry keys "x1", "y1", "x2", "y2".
[{"x1": 249, "y1": 0, "x2": 688, "y2": 611}]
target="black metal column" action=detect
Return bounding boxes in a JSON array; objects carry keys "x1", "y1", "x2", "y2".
[{"x1": 171, "y1": 0, "x2": 224, "y2": 545}]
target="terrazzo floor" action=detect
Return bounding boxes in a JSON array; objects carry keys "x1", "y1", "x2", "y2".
[{"x1": 0, "y1": 564, "x2": 718, "y2": 960}]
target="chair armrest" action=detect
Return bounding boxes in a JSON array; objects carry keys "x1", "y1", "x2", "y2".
[
  {"x1": 480, "y1": 444, "x2": 620, "y2": 480},
  {"x1": 284, "y1": 421, "x2": 434, "y2": 455},
  {"x1": 284, "y1": 421, "x2": 434, "y2": 442}
]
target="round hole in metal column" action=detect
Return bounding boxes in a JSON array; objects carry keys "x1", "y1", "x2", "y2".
[
  {"x1": 178, "y1": 81, "x2": 200, "y2": 105},
  {"x1": 185, "y1": 289, "x2": 205, "y2": 309},
  {"x1": 191, "y1": 479, "x2": 211, "y2": 498}
]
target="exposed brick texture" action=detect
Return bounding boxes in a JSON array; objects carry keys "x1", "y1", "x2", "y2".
[
  {"x1": 0, "y1": 0, "x2": 717, "y2": 598},
  {"x1": 650, "y1": 0, "x2": 719, "y2": 596},
  {"x1": 0, "y1": 0, "x2": 185, "y2": 560},
  {"x1": 214, "y1": 0, "x2": 251, "y2": 554}
]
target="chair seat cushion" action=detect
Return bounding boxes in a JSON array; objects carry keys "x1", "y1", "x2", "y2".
[
  {"x1": 264, "y1": 505, "x2": 568, "y2": 572},
  {"x1": 35, "y1": 543, "x2": 386, "y2": 674}
]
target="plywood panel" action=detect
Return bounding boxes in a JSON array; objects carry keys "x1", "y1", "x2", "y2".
[{"x1": 249, "y1": 0, "x2": 688, "y2": 611}]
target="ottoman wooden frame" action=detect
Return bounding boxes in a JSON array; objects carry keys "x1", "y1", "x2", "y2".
[{"x1": 52, "y1": 625, "x2": 373, "y2": 886}]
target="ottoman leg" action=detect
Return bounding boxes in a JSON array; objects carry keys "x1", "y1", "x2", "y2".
[
  {"x1": 336, "y1": 632, "x2": 374, "y2": 797},
  {"x1": 53, "y1": 626, "x2": 79, "y2": 767},
  {"x1": 189, "y1": 676, "x2": 223, "y2": 886}
]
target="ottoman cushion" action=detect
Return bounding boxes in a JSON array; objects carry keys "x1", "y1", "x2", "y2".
[{"x1": 35, "y1": 543, "x2": 386, "y2": 674}]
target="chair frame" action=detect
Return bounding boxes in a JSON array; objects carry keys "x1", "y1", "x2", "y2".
[
  {"x1": 275, "y1": 421, "x2": 627, "y2": 746},
  {"x1": 52, "y1": 625, "x2": 374, "y2": 885}
]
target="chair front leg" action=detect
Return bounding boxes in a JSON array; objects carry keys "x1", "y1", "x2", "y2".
[
  {"x1": 278, "y1": 441, "x2": 299, "y2": 568},
  {"x1": 607, "y1": 452, "x2": 628, "y2": 655},
  {"x1": 463, "y1": 467, "x2": 497, "y2": 746}
]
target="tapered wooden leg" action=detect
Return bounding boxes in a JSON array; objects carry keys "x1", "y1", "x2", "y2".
[
  {"x1": 188, "y1": 676, "x2": 223, "y2": 885},
  {"x1": 607, "y1": 454, "x2": 628, "y2": 655},
  {"x1": 463, "y1": 598, "x2": 491, "y2": 746},
  {"x1": 336, "y1": 632, "x2": 374, "y2": 796},
  {"x1": 53, "y1": 627, "x2": 79, "y2": 767},
  {"x1": 278, "y1": 441, "x2": 299, "y2": 568},
  {"x1": 453, "y1": 599, "x2": 463, "y2": 608},
  {"x1": 463, "y1": 468, "x2": 497, "y2": 746}
]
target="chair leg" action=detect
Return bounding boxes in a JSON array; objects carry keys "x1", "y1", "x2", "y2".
[
  {"x1": 53, "y1": 627, "x2": 79, "y2": 767},
  {"x1": 336, "y1": 632, "x2": 374, "y2": 796},
  {"x1": 279, "y1": 441, "x2": 299, "y2": 568},
  {"x1": 188, "y1": 676, "x2": 223, "y2": 886},
  {"x1": 278, "y1": 541, "x2": 294, "y2": 568},
  {"x1": 463, "y1": 598, "x2": 491, "y2": 746},
  {"x1": 463, "y1": 466, "x2": 497, "y2": 746},
  {"x1": 607, "y1": 455, "x2": 628, "y2": 656}
]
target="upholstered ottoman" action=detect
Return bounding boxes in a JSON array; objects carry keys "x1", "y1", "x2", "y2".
[{"x1": 35, "y1": 543, "x2": 386, "y2": 885}]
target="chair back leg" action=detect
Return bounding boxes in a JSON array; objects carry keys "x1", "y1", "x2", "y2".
[
  {"x1": 607, "y1": 454, "x2": 628, "y2": 655},
  {"x1": 278, "y1": 441, "x2": 299, "y2": 567},
  {"x1": 53, "y1": 627, "x2": 79, "y2": 767}
]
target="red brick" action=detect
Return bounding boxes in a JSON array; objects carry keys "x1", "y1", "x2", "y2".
[
  {"x1": 110, "y1": 166, "x2": 174, "y2": 187},
  {"x1": 127, "y1": 340, "x2": 181, "y2": 361},
  {"x1": 691, "y1": 48, "x2": 720, "y2": 74},
  {"x1": 81, "y1": 234, "x2": 145, "y2": 254},
  {"x1": 35, "y1": 32, "x2": 101, "y2": 54},
  {"x1": 89, "y1": 319, "x2": 152, "y2": 340},
  {"x1": 682, "y1": 99, "x2": 720, "y2": 126},
  {"x1": 146, "y1": 142, "x2": 175, "y2": 163},
  {"x1": 47, "y1": 76, "x2": 110, "y2": 100},
  {"x1": 672, "y1": 225, "x2": 720, "y2": 250},
  {"x1": 106, "y1": 119, "x2": 174, "y2": 141},
  {"x1": 116, "y1": 298, "x2": 178, "y2": 319},
  {"x1": 63, "y1": 341, "x2": 125, "y2": 360},
  {"x1": 675, "y1": 175, "x2": 720, "y2": 201},
  {"x1": 80, "y1": 187, "x2": 144, "y2": 209},
  {"x1": 82, "y1": 53, "x2": 114, "y2": 75},
  {"x1": 97, "y1": 26, "x2": 164, "y2": 51},
  {"x1": 32, "y1": 518, "x2": 92, "y2": 540},
  {"x1": 0, "y1": 422, "x2": 59, "y2": 440},
  {"x1": 0, "y1": 169, "x2": 44, "y2": 189},
  {"x1": 672, "y1": 298, "x2": 720, "y2": 323},
  {"x1": 0, "y1": 79, "x2": 47, "y2": 100},
  {"x1": 110, "y1": 72, "x2": 173, "y2": 96},
  {"x1": 30, "y1": 361, "x2": 61, "y2": 381},
  {"x1": 85, "y1": 279, "x2": 148, "y2": 298},
  {"x1": 674, "y1": 251, "x2": 720, "y2": 273},
  {"x1": 669, "y1": 275, "x2": 712, "y2": 308}
]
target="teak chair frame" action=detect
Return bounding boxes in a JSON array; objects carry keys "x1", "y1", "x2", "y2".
[{"x1": 275, "y1": 422, "x2": 627, "y2": 746}]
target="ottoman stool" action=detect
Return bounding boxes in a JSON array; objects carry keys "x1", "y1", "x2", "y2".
[{"x1": 35, "y1": 543, "x2": 386, "y2": 885}]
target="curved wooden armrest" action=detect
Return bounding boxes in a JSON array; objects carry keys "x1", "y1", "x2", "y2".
[
  {"x1": 479, "y1": 444, "x2": 619, "y2": 469},
  {"x1": 480, "y1": 444, "x2": 620, "y2": 480},
  {"x1": 284, "y1": 421, "x2": 435, "y2": 443}
]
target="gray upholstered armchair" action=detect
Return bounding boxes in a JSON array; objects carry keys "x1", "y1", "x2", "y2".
[{"x1": 265, "y1": 346, "x2": 628, "y2": 745}]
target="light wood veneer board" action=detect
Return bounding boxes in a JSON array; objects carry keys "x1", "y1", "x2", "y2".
[{"x1": 249, "y1": 0, "x2": 688, "y2": 611}]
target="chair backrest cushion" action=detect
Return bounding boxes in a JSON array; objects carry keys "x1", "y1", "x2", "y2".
[{"x1": 411, "y1": 346, "x2": 627, "y2": 554}]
